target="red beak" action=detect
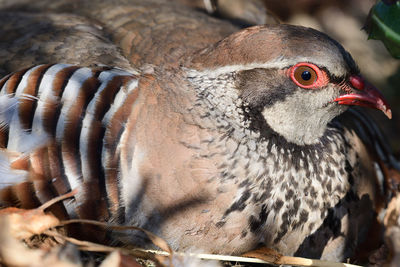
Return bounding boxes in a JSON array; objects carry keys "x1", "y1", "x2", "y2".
[{"x1": 333, "y1": 75, "x2": 392, "y2": 119}]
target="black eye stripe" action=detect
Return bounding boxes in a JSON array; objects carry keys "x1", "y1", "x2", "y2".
[{"x1": 318, "y1": 66, "x2": 346, "y2": 84}]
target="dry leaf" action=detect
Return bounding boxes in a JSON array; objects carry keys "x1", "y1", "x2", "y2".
[
  {"x1": 384, "y1": 193, "x2": 400, "y2": 228},
  {"x1": 0, "y1": 216, "x2": 43, "y2": 266},
  {"x1": 0, "y1": 189, "x2": 77, "y2": 240},
  {"x1": 0, "y1": 207, "x2": 60, "y2": 240},
  {"x1": 0, "y1": 216, "x2": 82, "y2": 267}
]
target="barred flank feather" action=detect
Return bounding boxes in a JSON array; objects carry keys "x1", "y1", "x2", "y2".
[{"x1": 0, "y1": 64, "x2": 139, "y2": 224}]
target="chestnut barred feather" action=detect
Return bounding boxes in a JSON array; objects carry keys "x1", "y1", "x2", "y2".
[{"x1": 0, "y1": 64, "x2": 139, "y2": 221}]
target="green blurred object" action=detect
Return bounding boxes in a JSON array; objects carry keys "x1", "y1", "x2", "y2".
[{"x1": 365, "y1": 0, "x2": 400, "y2": 58}]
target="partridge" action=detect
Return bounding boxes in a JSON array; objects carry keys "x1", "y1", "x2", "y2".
[{"x1": 0, "y1": 1, "x2": 397, "y2": 263}]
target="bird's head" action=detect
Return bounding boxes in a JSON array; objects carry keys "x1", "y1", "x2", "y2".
[{"x1": 188, "y1": 24, "x2": 391, "y2": 145}]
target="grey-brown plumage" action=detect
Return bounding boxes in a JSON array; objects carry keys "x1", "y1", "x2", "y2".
[
  {"x1": 0, "y1": 0, "x2": 397, "y2": 262},
  {"x1": 0, "y1": 0, "x2": 239, "y2": 71}
]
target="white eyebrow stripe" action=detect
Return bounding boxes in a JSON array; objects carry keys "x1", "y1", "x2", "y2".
[{"x1": 187, "y1": 56, "x2": 347, "y2": 78}]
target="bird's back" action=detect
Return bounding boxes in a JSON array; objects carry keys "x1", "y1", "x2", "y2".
[{"x1": 0, "y1": 0, "x2": 238, "y2": 72}]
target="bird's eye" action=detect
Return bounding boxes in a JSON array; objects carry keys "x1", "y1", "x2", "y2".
[
  {"x1": 290, "y1": 63, "x2": 322, "y2": 89},
  {"x1": 293, "y1": 66, "x2": 317, "y2": 86}
]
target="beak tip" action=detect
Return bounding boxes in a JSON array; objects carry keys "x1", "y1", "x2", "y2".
[{"x1": 385, "y1": 109, "x2": 392, "y2": 119}]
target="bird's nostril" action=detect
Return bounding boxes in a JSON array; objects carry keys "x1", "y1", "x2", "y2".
[{"x1": 349, "y1": 75, "x2": 364, "y2": 90}]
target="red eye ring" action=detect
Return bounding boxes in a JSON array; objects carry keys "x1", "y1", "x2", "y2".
[{"x1": 289, "y1": 63, "x2": 327, "y2": 89}]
